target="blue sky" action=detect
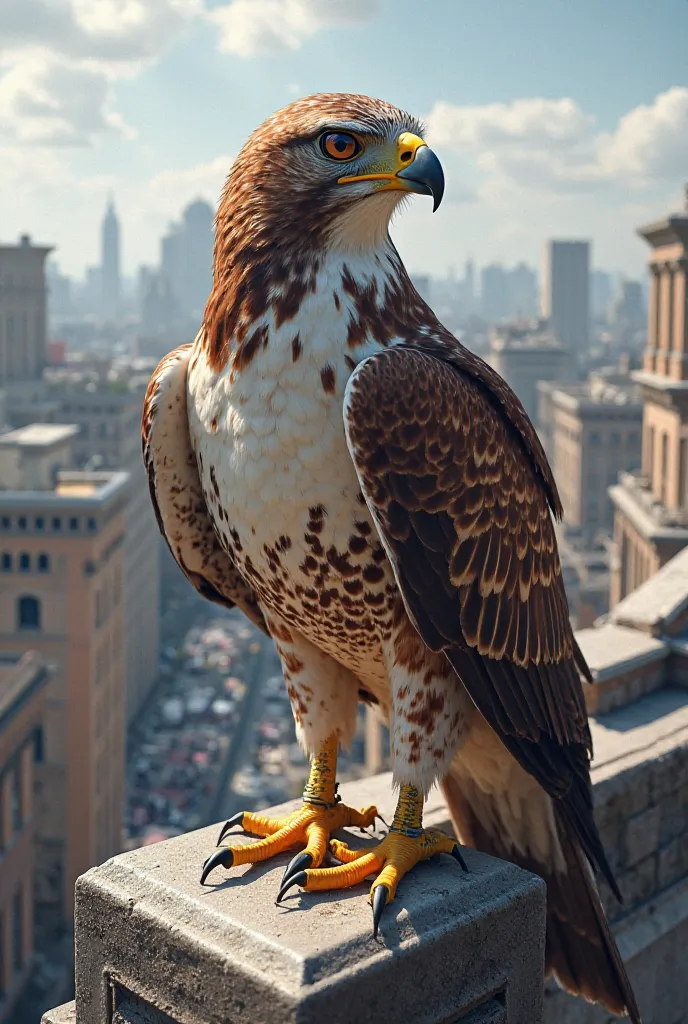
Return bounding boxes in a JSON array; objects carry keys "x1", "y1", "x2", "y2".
[{"x1": 1, "y1": 0, "x2": 686, "y2": 281}]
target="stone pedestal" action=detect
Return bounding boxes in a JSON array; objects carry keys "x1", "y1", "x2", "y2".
[{"x1": 42, "y1": 775, "x2": 546, "y2": 1024}]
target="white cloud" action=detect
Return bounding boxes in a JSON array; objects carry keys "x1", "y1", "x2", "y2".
[
  {"x1": 427, "y1": 87, "x2": 688, "y2": 196},
  {"x1": 209, "y1": 0, "x2": 380, "y2": 57},
  {"x1": 0, "y1": 51, "x2": 135, "y2": 145},
  {"x1": 0, "y1": 0, "x2": 202, "y2": 66}
]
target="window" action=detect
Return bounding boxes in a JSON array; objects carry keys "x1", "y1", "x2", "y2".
[
  {"x1": 35, "y1": 516, "x2": 44, "y2": 531},
  {"x1": 18, "y1": 552, "x2": 30, "y2": 573},
  {"x1": 18, "y1": 596, "x2": 40, "y2": 630},
  {"x1": 51, "y1": 516, "x2": 62, "y2": 531},
  {"x1": 589, "y1": 432, "x2": 600, "y2": 446},
  {"x1": 0, "y1": 516, "x2": 9, "y2": 530},
  {"x1": 34, "y1": 726, "x2": 44, "y2": 764},
  {"x1": 37, "y1": 553, "x2": 50, "y2": 573},
  {"x1": 1, "y1": 553, "x2": 11, "y2": 572},
  {"x1": 17, "y1": 516, "x2": 27, "y2": 531},
  {"x1": 12, "y1": 886, "x2": 23, "y2": 972},
  {"x1": 87, "y1": 517, "x2": 96, "y2": 532},
  {"x1": 69, "y1": 517, "x2": 79, "y2": 532}
]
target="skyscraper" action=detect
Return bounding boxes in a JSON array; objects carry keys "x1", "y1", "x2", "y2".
[
  {"x1": 481, "y1": 264, "x2": 509, "y2": 322},
  {"x1": 541, "y1": 240, "x2": 590, "y2": 361},
  {"x1": 101, "y1": 198, "x2": 121, "y2": 322},
  {"x1": 181, "y1": 199, "x2": 214, "y2": 317}
]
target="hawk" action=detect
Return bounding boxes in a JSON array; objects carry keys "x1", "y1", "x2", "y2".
[{"x1": 142, "y1": 93, "x2": 640, "y2": 1021}]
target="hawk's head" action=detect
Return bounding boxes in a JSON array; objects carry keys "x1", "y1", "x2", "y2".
[{"x1": 217, "y1": 93, "x2": 444, "y2": 255}]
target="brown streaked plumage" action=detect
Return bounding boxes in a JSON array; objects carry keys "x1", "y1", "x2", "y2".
[{"x1": 143, "y1": 92, "x2": 640, "y2": 1023}]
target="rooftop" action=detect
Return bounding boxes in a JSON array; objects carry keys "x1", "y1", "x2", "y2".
[
  {"x1": 550, "y1": 378, "x2": 641, "y2": 413},
  {"x1": 609, "y1": 474, "x2": 688, "y2": 540},
  {"x1": 609, "y1": 544, "x2": 688, "y2": 635},
  {"x1": 0, "y1": 424, "x2": 79, "y2": 449},
  {"x1": 0, "y1": 469, "x2": 130, "y2": 510},
  {"x1": 489, "y1": 317, "x2": 564, "y2": 352},
  {"x1": 576, "y1": 622, "x2": 669, "y2": 681}
]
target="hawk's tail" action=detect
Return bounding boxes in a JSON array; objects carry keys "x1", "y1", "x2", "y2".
[{"x1": 441, "y1": 769, "x2": 641, "y2": 1022}]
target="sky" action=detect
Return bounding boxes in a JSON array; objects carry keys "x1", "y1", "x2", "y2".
[{"x1": 1, "y1": 0, "x2": 687, "y2": 281}]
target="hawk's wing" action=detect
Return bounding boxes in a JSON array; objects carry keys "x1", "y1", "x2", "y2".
[
  {"x1": 142, "y1": 344, "x2": 267, "y2": 635},
  {"x1": 343, "y1": 343, "x2": 615, "y2": 893}
]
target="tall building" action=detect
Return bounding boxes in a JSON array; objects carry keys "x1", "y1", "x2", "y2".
[
  {"x1": 101, "y1": 199, "x2": 121, "y2": 323},
  {"x1": 486, "y1": 318, "x2": 571, "y2": 425},
  {"x1": 464, "y1": 259, "x2": 475, "y2": 313},
  {"x1": 541, "y1": 240, "x2": 590, "y2": 362},
  {"x1": 610, "y1": 280, "x2": 645, "y2": 354},
  {"x1": 53, "y1": 387, "x2": 160, "y2": 721},
  {"x1": 549, "y1": 379, "x2": 642, "y2": 543},
  {"x1": 0, "y1": 651, "x2": 50, "y2": 1021},
  {"x1": 508, "y1": 262, "x2": 538, "y2": 317},
  {"x1": 0, "y1": 235, "x2": 52, "y2": 386},
  {"x1": 609, "y1": 196, "x2": 688, "y2": 606},
  {"x1": 481, "y1": 264, "x2": 509, "y2": 322},
  {"x1": 181, "y1": 199, "x2": 214, "y2": 317},
  {"x1": 591, "y1": 268, "x2": 613, "y2": 322},
  {"x1": 158, "y1": 199, "x2": 214, "y2": 322},
  {"x1": 0, "y1": 425, "x2": 128, "y2": 925}
]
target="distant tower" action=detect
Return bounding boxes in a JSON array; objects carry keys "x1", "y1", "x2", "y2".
[
  {"x1": 181, "y1": 199, "x2": 214, "y2": 318},
  {"x1": 101, "y1": 197, "x2": 121, "y2": 322},
  {"x1": 541, "y1": 240, "x2": 590, "y2": 362}
]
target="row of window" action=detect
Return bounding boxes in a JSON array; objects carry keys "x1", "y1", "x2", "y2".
[
  {"x1": 0, "y1": 515, "x2": 97, "y2": 533},
  {"x1": 1, "y1": 552, "x2": 50, "y2": 573}
]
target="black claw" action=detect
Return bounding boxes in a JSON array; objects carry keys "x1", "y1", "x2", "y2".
[
  {"x1": 216, "y1": 812, "x2": 245, "y2": 846},
  {"x1": 376, "y1": 814, "x2": 390, "y2": 830},
  {"x1": 372, "y1": 884, "x2": 388, "y2": 938},
  {"x1": 451, "y1": 844, "x2": 469, "y2": 873},
  {"x1": 280, "y1": 851, "x2": 313, "y2": 892},
  {"x1": 200, "y1": 847, "x2": 233, "y2": 885},
  {"x1": 276, "y1": 870, "x2": 308, "y2": 904}
]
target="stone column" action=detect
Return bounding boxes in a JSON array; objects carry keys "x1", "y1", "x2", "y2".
[{"x1": 42, "y1": 775, "x2": 547, "y2": 1024}]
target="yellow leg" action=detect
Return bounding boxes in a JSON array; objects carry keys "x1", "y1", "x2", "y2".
[
  {"x1": 277, "y1": 784, "x2": 468, "y2": 935},
  {"x1": 200, "y1": 734, "x2": 378, "y2": 886}
]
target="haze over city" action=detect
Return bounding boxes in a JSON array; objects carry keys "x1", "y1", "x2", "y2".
[
  {"x1": 1, "y1": 0, "x2": 687, "y2": 280},
  {"x1": 2, "y1": 4, "x2": 688, "y2": 1023}
]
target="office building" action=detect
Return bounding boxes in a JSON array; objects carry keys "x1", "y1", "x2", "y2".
[
  {"x1": 541, "y1": 240, "x2": 590, "y2": 361},
  {"x1": 550, "y1": 379, "x2": 642, "y2": 543},
  {"x1": 0, "y1": 236, "x2": 52, "y2": 386},
  {"x1": 0, "y1": 424, "x2": 128, "y2": 924},
  {"x1": 486, "y1": 318, "x2": 571, "y2": 425}
]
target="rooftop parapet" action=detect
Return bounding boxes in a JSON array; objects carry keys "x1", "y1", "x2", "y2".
[{"x1": 42, "y1": 775, "x2": 546, "y2": 1024}]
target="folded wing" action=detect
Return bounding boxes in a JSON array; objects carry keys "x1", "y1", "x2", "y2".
[{"x1": 142, "y1": 344, "x2": 267, "y2": 634}]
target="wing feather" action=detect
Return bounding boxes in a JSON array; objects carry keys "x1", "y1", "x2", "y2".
[
  {"x1": 343, "y1": 344, "x2": 620, "y2": 895},
  {"x1": 142, "y1": 344, "x2": 267, "y2": 634}
]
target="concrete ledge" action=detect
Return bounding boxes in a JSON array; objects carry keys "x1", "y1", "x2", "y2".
[
  {"x1": 61, "y1": 775, "x2": 545, "y2": 1024},
  {"x1": 41, "y1": 1002, "x2": 76, "y2": 1023}
]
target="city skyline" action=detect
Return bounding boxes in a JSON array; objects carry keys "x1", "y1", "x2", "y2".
[{"x1": 0, "y1": 1, "x2": 686, "y2": 279}]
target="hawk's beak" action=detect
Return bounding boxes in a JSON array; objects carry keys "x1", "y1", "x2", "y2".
[{"x1": 338, "y1": 132, "x2": 445, "y2": 213}]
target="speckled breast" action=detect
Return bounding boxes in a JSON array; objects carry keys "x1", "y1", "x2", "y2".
[{"x1": 187, "y1": 337, "x2": 397, "y2": 671}]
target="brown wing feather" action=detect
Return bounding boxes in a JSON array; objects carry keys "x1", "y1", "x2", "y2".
[
  {"x1": 142, "y1": 344, "x2": 267, "y2": 635},
  {"x1": 344, "y1": 344, "x2": 619, "y2": 894}
]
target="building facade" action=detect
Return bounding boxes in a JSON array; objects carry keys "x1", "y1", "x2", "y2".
[
  {"x1": 0, "y1": 236, "x2": 52, "y2": 386},
  {"x1": 541, "y1": 240, "x2": 590, "y2": 363},
  {"x1": 0, "y1": 651, "x2": 49, "y2": 1022},
  {"x1": 550, "y1": 380, "x2": 642, "y2": 543},
  {"x1": 0, "y1": 427, "x2": 128, "y2": 924},
  {"x1": 3, "y1": 381, "x2": 161, "y2": 724},
  {"x1": 609, "y1": 199, "x2": 688, "y2": 606},
  {"x1": 487, "y1": 318, "x2": 571, "y2": 426}
]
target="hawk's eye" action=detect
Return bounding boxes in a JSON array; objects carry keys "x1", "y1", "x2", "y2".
[{"x1": 320, "y1": 132, "x2": 362, "y2": 161}]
